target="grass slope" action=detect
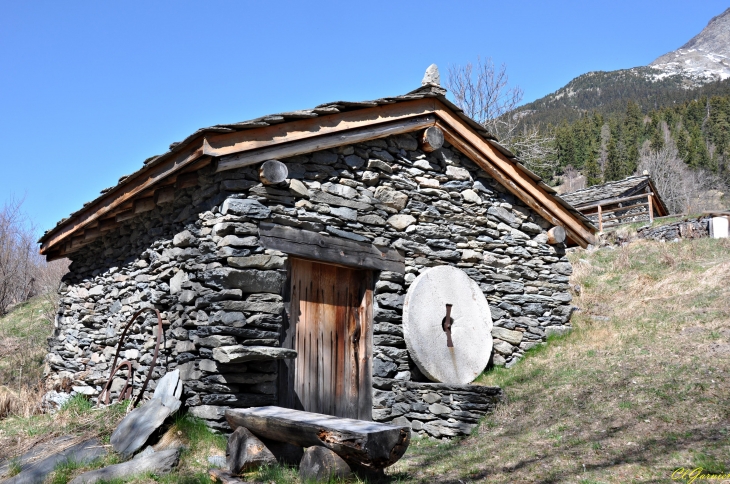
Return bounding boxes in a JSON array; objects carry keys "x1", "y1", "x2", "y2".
[{"x1": 394, "y1": 237, "x2": 730, "y2": 483}]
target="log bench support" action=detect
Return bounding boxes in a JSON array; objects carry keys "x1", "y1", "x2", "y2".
[{"x1": 225, "y1": 406, "x2": 410, "y2": 470}]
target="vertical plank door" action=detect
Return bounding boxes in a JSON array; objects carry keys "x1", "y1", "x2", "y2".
[{"x1": 289, "y1": 258, "x2": 372, "y2": 420}]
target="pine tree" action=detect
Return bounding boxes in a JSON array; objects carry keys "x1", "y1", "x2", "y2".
[{"x1": 584, "y1": 156, "x2": 602, "y2": 187}]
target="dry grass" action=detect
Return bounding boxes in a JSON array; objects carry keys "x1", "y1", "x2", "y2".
[{"x1": 392, "y1": 237, "x2": 730, "y2": 483}]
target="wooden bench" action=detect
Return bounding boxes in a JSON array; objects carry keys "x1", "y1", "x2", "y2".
[{"x1": 225, "y1": 406, "x2": 410, "y2": 470}]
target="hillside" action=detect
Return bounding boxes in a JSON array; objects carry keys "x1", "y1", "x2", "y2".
[
  {"x1": 395, "y1": 236, "x2": 730, "y2": 483},
  {"x1": 514, "y1": 8, "x2": 730, "y2": 128}
]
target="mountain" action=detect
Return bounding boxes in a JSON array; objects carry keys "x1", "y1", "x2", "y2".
[
  {"x1": 514, "y1": 8, "x2": 730, "y2": 128},
  {"x1": 650, "y1": 8, "x2": 730, "y2": 82}
]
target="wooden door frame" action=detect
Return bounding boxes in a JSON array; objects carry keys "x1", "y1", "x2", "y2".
[{"x1": 278, "y1": 257, "x2": 374, "y2": 420}]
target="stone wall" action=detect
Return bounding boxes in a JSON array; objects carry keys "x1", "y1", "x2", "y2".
[
  {"x1": 46, "y1": 132, "x2": 574, "y2": 432},
  {"x1": 637, "y1": 217, "x2": 710, "y2": 241}
]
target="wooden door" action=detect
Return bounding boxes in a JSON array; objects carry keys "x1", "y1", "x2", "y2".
[{"x1": 287, "y1": 258, "x2": 373, "y2": 420}]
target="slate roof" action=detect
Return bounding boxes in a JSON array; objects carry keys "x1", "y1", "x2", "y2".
[
  {"x1": 39, "y1": 85, "x2": 596, "y2": 247},
  {"x1": 561, "y1": 175, "x2": 668, "y2": 214}
]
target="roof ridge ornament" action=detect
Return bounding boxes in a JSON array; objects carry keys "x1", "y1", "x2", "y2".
[{"x1": 421, "y1": 63, "x2": 440, "y2": 86}]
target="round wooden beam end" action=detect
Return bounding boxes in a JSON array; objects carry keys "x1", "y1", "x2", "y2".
[
  {"x1": 421, "y1": 126, "x2": 444, "y2": 153},
  {"x1": 259, "y1": 160, "x2": 289, "y2": 185},
  {"x1": 547, "y1": 226, "x2": 567, "y2": 245}
]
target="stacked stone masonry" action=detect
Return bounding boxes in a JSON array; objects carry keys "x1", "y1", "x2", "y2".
[{"x1": 46, "y1": 133, "x2": 574, "y2": 437}]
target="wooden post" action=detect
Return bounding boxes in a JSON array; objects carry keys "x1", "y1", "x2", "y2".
[
  {"x1": 647, "y1": 195, "x2": 654, "y2": 223},
  {"x1": 420, "y1": 126, "x2": 444, "y2": 152},
  {"x1": 597, "y1": 205, "x2": 603, "y2": 232}
]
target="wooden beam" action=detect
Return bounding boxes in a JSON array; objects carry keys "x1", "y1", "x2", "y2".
[
  {"x1": 258, "y1": 222, "x2": 405, "y2": 273},
  {"x1": 435, "y1": 121, "x2": 596, "y2": 248},
  {"x1": 420, "y1": 126, "x2": 444, "y2": 152},
  {"x1": 203, "y1": 98, "x2": 437, "y2": 158},
  {"x1": 431, "y1": 104, "x2": 596, "y2": 247},
  {"x1": 39, "y1": 147, "x2": 209, "y2": 254},
  {"x1": 216, "y1": 115, "x2": 436, "y2": 173},
  {"x1": 134, "y1": 197, "x2": 156, "y2": 214},
  {"x1": 648, "y1": 195, "x2": 654, "y2": 223},
  {"x1": 575, "y1": 192, "x2": 654, "y2": 211},
  {"x1": 155, "y1": 186, "x2": 175, "y2": 205},
  {"x1": 225, "y1": 406, "x2": 410, "y2": 470}
]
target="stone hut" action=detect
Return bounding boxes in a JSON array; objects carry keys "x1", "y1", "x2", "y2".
[
  {"x1": 561, "y1": 175, "x2": 669, "y2": 231},
  {"x1": 40, "y1": 81, "x2": 597, "y2": 438}
]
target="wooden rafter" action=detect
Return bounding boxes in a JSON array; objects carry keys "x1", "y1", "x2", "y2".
[{"x1": 41, "y1": 96, "x2": 597, "y2": 257}]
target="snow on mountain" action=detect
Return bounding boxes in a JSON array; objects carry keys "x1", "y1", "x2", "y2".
[{"x1": 649, "y1": 8, "x2": 730, "y2": 83}]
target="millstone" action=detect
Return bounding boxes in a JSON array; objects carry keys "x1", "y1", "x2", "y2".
[{"x1": 403, "y1": 265, "x2": 493, "y2": 384}]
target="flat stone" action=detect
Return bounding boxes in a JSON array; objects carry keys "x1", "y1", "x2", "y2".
[
  {"x1": 330, "y1": 206, "x2": 357, "y2": 221},
  {"x1": 6, "y1": 438, "x2": 107, "y2": 484},
  {"x1": 416, "y1": 177, "x2": 440, "y2": 188},
  {"x1": 217, "y1": 235, "x2": 258, "y2": 247},
  {"x1": 221, "y1": 199, "x2": 271, "y2": 219},
  {"x1": 368, "y1": 159, "x2": 393, "y2": 173},
  {"x1": 69, "y1": 448, "x2": 180, "y2": 484},
  {"x1": 374, "y1": 186, "x2": 408, "y2": 210},
  {"x1": 403, "y1": 265, "x2": 493, "y2": 384},
  {"x1": 357, "y1": 214, "x2": 386, "y2": 226},
  {"x1": 323, "y1": 183, "x2": 358, "y2": 199},
  {"x1": 110, "y1": 397, "x2": 179, "y2": 457},
  {"x1": 288, "y1": 179, "x2": 310, "y2": 198},
  {"x1": 445, "y1": 166, "x2": 471, "y2": 181},
  {"x1": 488, "y1": 206, "x2": 516, "y2": 225},
  {"x1": 204, "y1": 268, "x2": 284, "y2": 293},
  {"x1": 227, "y1": 255, "x2": 285, "y2": 270},
  {"x1": 387, "y1": 214, "x2": 416, "y2": 231},
  {"x1": 212, "y1": 345, "x2": 297, "y2": 364},
  {"x1": 461, "y1": 189, "x2": 482, "y2": 204},
  {"x1": 491, "y1": 327, "x2": 523, "y2": 345}
]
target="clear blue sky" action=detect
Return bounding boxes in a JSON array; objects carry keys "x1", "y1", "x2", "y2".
[{"x1": 1, "y1": 0, "x2": 727, "y2": 234}]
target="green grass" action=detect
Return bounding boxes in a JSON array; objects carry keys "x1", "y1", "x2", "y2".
[{"x1": 393, "y1": 237, "x2": 730, "y2": 483}]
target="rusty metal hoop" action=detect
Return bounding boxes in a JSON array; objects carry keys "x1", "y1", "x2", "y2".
[{"x1": 97, "y1": 307, "x2": 167, "y2": 407}]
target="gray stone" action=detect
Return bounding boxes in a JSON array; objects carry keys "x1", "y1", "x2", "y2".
[
  {"x1": 221, "y1": 199, "x2": 271, "y2": 219},
  {"x1": 387, "y1": 214, "x2": 416, "y2": 231},
  {"x1": 491, "y1": 327, "x2": 523, "y2": 345},
  {"x1": 227, "y1": 255, "x2": 286, "y2": 270},
  {"x1": 428, "y1": 403, "x2": 451, "y2": 415},
  {"x1": 368, "y1": 159, "x2": 394, "y2": 173},
  {"x1": 204, "y1": 268, "x2": 284, "y2": 293},
  {"x1": 422, "y1": 63, "x2": 440, "y2": 86},
  {"x1": 299, "y1": 446, "x2": 352, "y2": 482},
  {"x1": 212, "y1": 345, "x2": 297, "y2": 364},
  {"x1": 110, "y1": 397, "x2": 179, "y2": 457},
  {"x1": 521, "y1": 222, "x2": 542, "y2": 234},
  {"x1": 362, "y1": 171, "x2": 380, "y2": 184},
  {"x1": 330, "y1": 206, "x2": 357, "y2": 221},
  {"x1": 461, "y1": 189, "x2": 481, "y2": 204},
  {"x1": 374, "y1": 186, "x2": 408, "y2": 210},
  {"x1": 493, "y1": 340, "x2": 514, "y2": 355},
  {"x1": 173, "y1": 230, "x2": 197, "y2": 248},
  {"x1": 169, "y1": 271, "x2": 187, "y2": 295},
  {"x1": 288, "y1": 179, "x2": 310, "y2": 198},
  {"x1": 69, "y1": 448, "x2": 180, "y2": 484},
  {"x1": 189, "y1": 405, "x2": 229, "y2": 420},
  {"x1": 357, "y1": 214, "x2": 386, "y2": 225},
  {"x1": 323, "y1": 183, "x2": 358, "y2": 199},
  {"x1": 344, "y1": 154, "x2": 365, "y2": 169},
  {"x1": 403, "y1": 265, "x2": 493, "y2": 384},
  {"x1": 312, "y1": 151, "x2": 338, "y2": 165},
  {"x1": 221, "y1": 179, "x2": 257, "y2": 192},
  {"x1": 217, "y1": 235, "x2": 258, "y2": 247},
  {"x1": 152, "y1": 370, "x2": 182, "y2": 404},
  {"x1": 227, "y1": 426, "x2": 276, "y2": 474},
  {"x1": 6, "y1": 438, "x2": 107, "y2": 484},
  {"x1": 495, "y1": 281, "x2": 524, "y2": 294},
  {"x1": 445, "y1": 166, "x2": 471, "y2": 181},
  {"x1": 488, "y1": 206, "x2": 516, "y2": 225}
]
